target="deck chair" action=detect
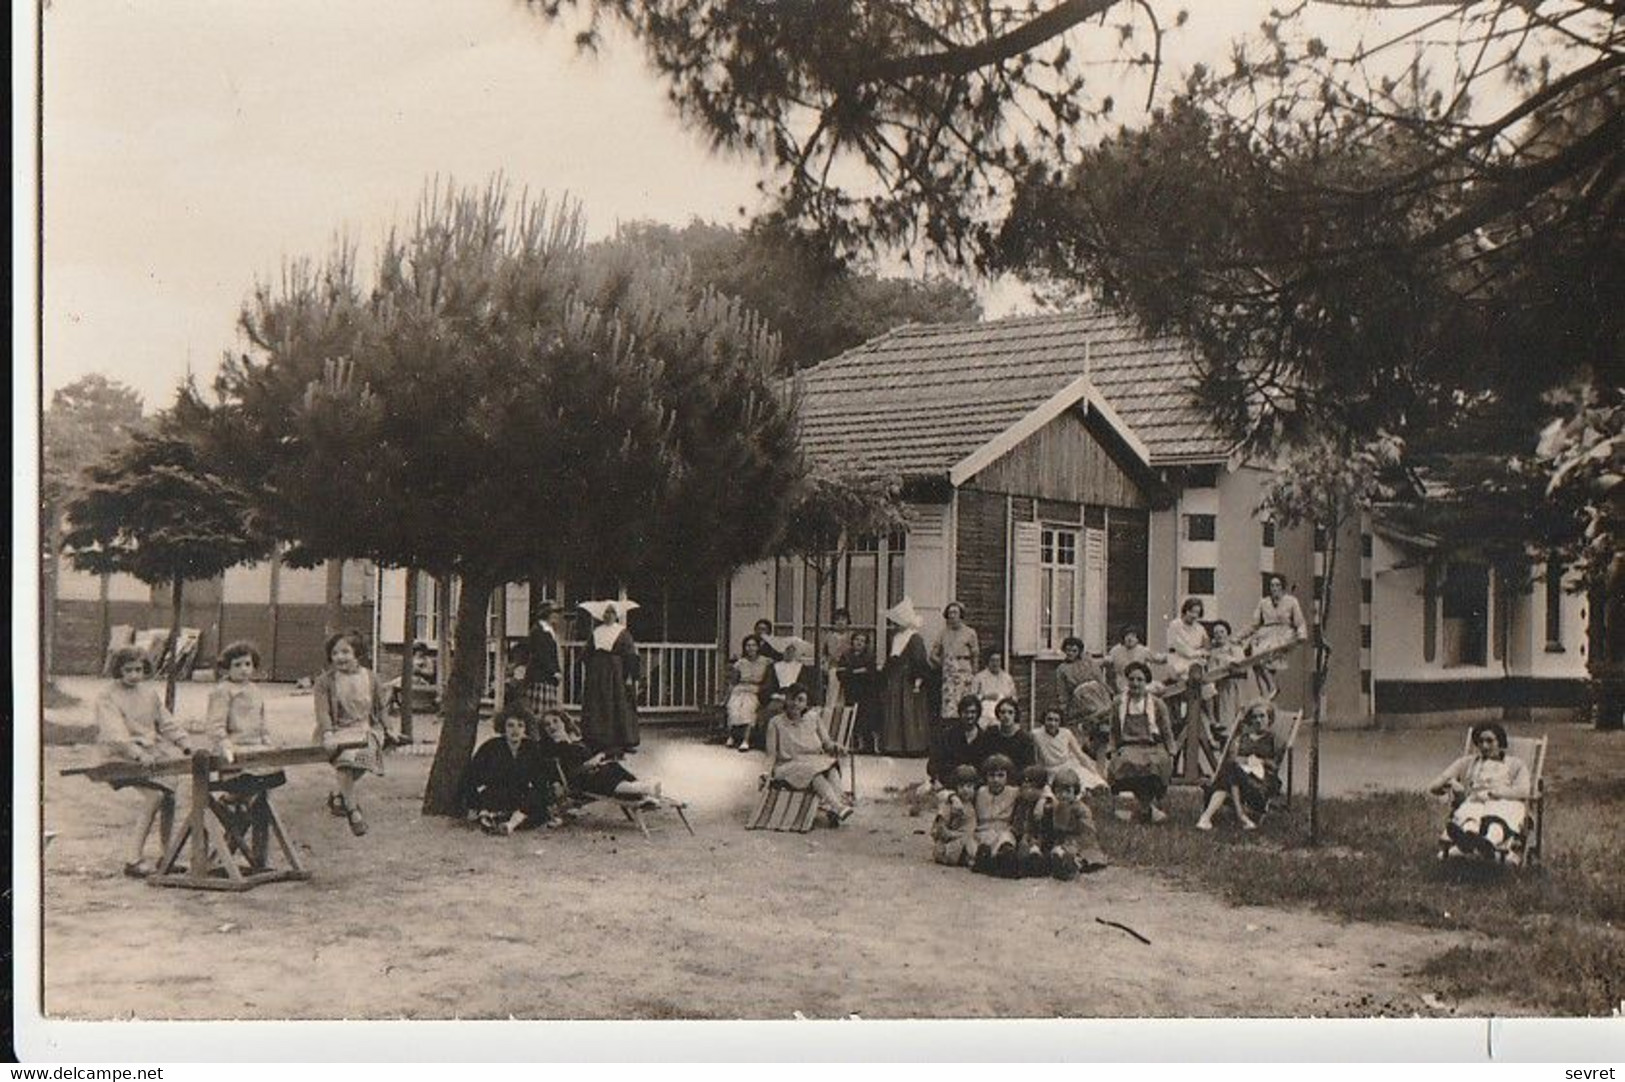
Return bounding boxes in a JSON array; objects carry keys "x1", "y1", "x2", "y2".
[
  {"x1": 1208, "y1": 709, "x2": 1302, "y2": 815},
  {"x1": 746, "y1": 705, "x2": 856, "y2": 832},
  {"x1": 1444, "y1": 729, "x2": 1548, "y2": 869},
  {"x1": 550, "y1": 761, "x2": 694, "y2": 842}
]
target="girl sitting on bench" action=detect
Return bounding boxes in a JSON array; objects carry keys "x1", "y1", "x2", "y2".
[
  {"x1": 312, "y1": 629, "x2": 392, "y2": 838},
  {"x1": 96, "y1": 645, "x2": 194, "y2": 877}
]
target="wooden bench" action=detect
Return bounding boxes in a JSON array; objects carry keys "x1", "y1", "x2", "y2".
[
  {"x1": 1164, "y1": 638, "x2": 1298, "y2": 786},
  {"x1": 63, "y1": 742, "x2": 360, "y2": 892}
]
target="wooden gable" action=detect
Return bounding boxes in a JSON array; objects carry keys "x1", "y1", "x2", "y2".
[{"x1": 963, "y1": 405, "x2": 1148, "y2": 508}]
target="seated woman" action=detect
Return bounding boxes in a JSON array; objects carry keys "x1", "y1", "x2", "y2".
[
  {"x1": 96, "y1": 645, "x2": 194, "y2": 877},
  {"x1": 459, "y1": 703, "x2": 557, "y2": 834},
  {"x1": 537, "y1": 710, "x2": 663, "y2": 807},
  {"x1": 1108, "y1": 661, "x2": 1176, "y2": 824},
  {"x1": 970, "y1": 649, "x2": 1017, "y2": 726},
  {"x1": 762, "y1": 684, "x2": 853, "y2": 824},
  {"x1": 978, "y1": 697, "x2": 1037, "y2": 778},
  {"x1": 1031, "y1": 707, "x2": 1108, "y2": 793},
  {"x1": 758, "y1": 637, "x2": 820, "y2": 729},
  {"x1": 1196, "y1": 699, "x2": 1280, "y2": 831},
  {"x1": 928, "y1": 694, "x2": 987, "y2": 786},
  {"x1": 1428, "y1": 722, "x2": 1533, "y2": 865}
]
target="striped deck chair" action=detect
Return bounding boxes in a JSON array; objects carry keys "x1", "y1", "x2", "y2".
[
  {"x1": 1439, "y1": 729, "x2": 1548, "y2": 870},
  {"x1": 1207, "y1": 708, "x2": 1303, "y2": 815},
  {"x1": 746, "y1": 705, "x2": 856, "y2": 832}
]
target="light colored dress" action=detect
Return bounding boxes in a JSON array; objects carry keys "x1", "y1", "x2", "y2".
[
  {"x1": 1165, "y1": 618, "x2": 1211, "y2": 682},
  {"x1": 931, "y1": 791, "x2": 977, "y2": 866},
  {"x1": 1432, "y1": 753, "x2": 1532, "y2": 856},
  {"x1": 206, "y1": 680, "x2": 277, "y2": 775},
  {"x1": 727, "y1": 655, "x2": 770, "y2": 728},
  {"x1": 1206, "y1": 642, "x2": 1248, "y2": 732},
  {"x1": 1249, "y1": 595, "x2": 1307, "y2": 670},
  {"x1": 766, "y1": 708, "x2": 840, "y2": 790},
  {"x1": 973, "y1": 784, "x2": 1018, "y2": 849},
  {"x1": 1031, "y1": 727, "x2": 1108, "y2": 791},
  {"x1": 96, "y1": 683, "x2": 190, "y2": 793},
  {"x1": 933, "y1": 624, "x2": 981, "y2": 716},
  {"x1": 971, "y1": 667, "x2": 1017, "y2": 724},
  {"x1": 313, "y1": 666, "x2": 387, "y2": 775}
]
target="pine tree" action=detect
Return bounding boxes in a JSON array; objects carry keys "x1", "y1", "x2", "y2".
[{"x1": 207, "y1": 178, "x2": 807, "y2": 814}]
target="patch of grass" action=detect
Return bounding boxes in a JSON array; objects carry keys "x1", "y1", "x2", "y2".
[{"x1": 1104, "y1": 772, "x2": 1625, "y2": 1015}]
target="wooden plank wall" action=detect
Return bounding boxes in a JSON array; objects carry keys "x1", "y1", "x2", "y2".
[{"x1": 968, "y1": 408, "x2": 1146, "y2": 508}]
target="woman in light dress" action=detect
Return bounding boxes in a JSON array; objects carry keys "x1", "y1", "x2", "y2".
[
  {"x1": 725, "y1": 634, "x2": 771, "y2": 751},
  {"x1": 970, "y1": 648, "x2": 1017, "y2": 726},
  {"x1": 763, "y1": 684, "x2": 853, "y2": 824},
  {"x1": 1428, "y1": 722, "x2": 1534, "y2": 865},
  {"x1": 1241, "y1": 574, "x2": 1308, "y2": 698},
  {"x1": 932, "y1": 601, "x2": 980, "y2": 722}
]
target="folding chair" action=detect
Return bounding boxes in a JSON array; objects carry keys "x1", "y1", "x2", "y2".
[
  {"x1": 830, "y1": 704, "x2": 859, "y2": 801},
  {"x1": 551, "y1": 761, "x2": 694, "y2": 842},
  {"x1": 1445, "y1": 729, "x2": 1548, "y2": 869},
  {"x1": 747, "y1": 704, "x2": 855, "y2": 832},
  {"x1": 1205, "y1": 709, "x2": 1301, "y2": 817}
]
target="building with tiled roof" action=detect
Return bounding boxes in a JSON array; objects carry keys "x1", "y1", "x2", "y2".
[{"x1": 793, "y1": 308, "x2": 1234, "y2": 484}]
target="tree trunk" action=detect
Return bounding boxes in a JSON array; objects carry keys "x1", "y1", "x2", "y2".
[
  {"x1": 1308, "y1": 522, "x2": 1341, "y2": 847},
  {"x1": 163, "y1": 575, "x2": 184, "y2": 713},
  {"x1": 401, "y1": 568, "x2": 419, "y2": 741},
  {"x1": 422, "y1": 573, "x2": 495, "y2": 816}
]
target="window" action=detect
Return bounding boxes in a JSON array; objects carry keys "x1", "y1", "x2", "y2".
[
  {"x1": 1361, "y1": 578, "x2": 1372, "y2": 604},
  {"x1": 1440, "y1": 562, "x2": 1489, "y2": 667},
  {"x1": 1184, "y1": 514, "x2": 1217, "y2": 542},
  {"x1": 1361, "y1": 532, "x2": 1373, "y2": 558},
  {"x1": 1040, "y1": 525, "x2": 1080, "y2": 650},
  {"x1": 885, "y1": 530, "x2": 907, "y2": 608},
  {"x1": 1185, "y1": 567, "x2": 1216, "y2": 596},
  {"x1": 1185, "y1": 465, "x2": 1219, "y2": 488},
  {"x1": 1313, "y1": 525, "x2": 1328, "y2": 553},
  {"x1": 1545, "y1": 561, "x2": 1565, "y2": 651},
  {"x1": 412, "y1": 573, "x2": 438, "y2": 643},
  {"x1": 1261, "y1": 521, "x2": 1276, "y2": 548},
  {"x1": 844, "y1": 548, "x2": 879, "y2": 628},
  {"x1": 1361, "y1": 624, "x2": 1372, "y2": 649}
]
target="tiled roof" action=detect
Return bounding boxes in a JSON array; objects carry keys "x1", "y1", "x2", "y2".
[{"x1": 795, "y1": 307, "x2": 1234, "y2": 480}]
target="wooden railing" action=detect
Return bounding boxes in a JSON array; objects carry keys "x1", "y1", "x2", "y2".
[{"x1": 556, "y1": 641, "x2": 723, "y2": 715}]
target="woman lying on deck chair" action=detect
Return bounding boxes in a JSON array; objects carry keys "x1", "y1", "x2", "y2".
[
  {"x1": 458, "y1": 703, "x2": 558, "y2": 835},
  {"x1": 537, "y1": 711, "x2": 663, "y2": 808},
  {"x1": 1428, "y1": 721, "x2": 1533, "y2": 866},
  {"x1": 762, "y1": 684, "x2": 854, "y2": 825}
]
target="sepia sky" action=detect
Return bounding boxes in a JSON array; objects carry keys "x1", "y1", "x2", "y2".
[{"x1": 43, "y1": 0, "x2": 1407, "y2": 409}]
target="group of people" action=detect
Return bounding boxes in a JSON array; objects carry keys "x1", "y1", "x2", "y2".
[{"x1": 87, "y1": 574, "x2": 1534, "y2": 875}]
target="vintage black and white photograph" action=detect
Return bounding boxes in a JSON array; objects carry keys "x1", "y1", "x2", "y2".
[{"x1": 24, "y1": 0, "x2": 1624, "y2": 1038}]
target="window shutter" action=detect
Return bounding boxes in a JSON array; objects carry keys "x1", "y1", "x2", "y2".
[
  {"x1": 903, "y1": 503, "x2": 951, "y2": 636},
  {"x1": 505, "y1": 582, "x2": 530, "y2": 634},
  {"x1": 1084, "y1": 526, "x2": 1107, "y2": 652},
  {"x1": 1011, "y1": 521, "x2": 1042, "y2": 656},
  {"x1": 378, "y1": 568, "x2": 406, "y2": 646}
]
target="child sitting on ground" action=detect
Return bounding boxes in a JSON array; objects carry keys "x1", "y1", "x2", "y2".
[
  {"x1": 971, "y1": 754, "x2": 1020, "y2": 878},
  {"x1": 1043, "y1": 767, "x2": 1109, "y2": 879},
  {"x1": 1012, "y1": 764, "x2": 1055, "y2": 878},
  {"x1": 96, "y1": 645, "x2": 195, "y2": 877},
  {"x1": 931, "y1": 764, "x2": 980, "y2": 867}
]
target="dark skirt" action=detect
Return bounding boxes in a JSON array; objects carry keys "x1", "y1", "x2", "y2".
[
  {"x1": 1207, "y1": 760, "x2": 1280, "y2": 818},
  {"x1": 1110, "y1": 743, "x2": 1172, "y2": 801}
]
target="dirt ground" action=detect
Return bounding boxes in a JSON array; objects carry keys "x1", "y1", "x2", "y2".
[{"x1": 37, "y1": 678, "x2": 1521, "y2": 1020}]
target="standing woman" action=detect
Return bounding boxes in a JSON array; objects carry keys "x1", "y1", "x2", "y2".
[
  {"x1": 522, "y1": 600, "x2": 566, "y2": 720},
  {"x1": 932, "y1": 602, "x2": 980, "y2": 722},
  {"x1": 1108, "y1": 661, "x2": 1176, "y2": 823},
  {"x1": 821, "y1": 608, "x2": 854, "y2": 720},
  {"x1": 881, "y1": 597, "x2": 932, "y2": 755},
  {"x1": 1241, "y1": 574, "x2": 1308, "y2": 699},
  {"x1": 579, "y1": 600, "x2": 640, "y2": 756},
  {"x1": 1165, "y1": 597, "x2": 1213, "y2": 731},
  {"x1": 839, "y1": 629, "x2": 883, "y2": 753}
]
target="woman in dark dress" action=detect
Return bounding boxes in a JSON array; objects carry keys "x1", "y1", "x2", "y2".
[
  {"x1": 458, "y1": 704, "x2": 555, "y2": 834},
  {"x1": 579, "y1": 600, "x2": 640, "y2": 755},
  {"x1": 881, "y1": 598, "x2": 933, "y2": 755},
  {"x1": 538, "y1": 711, "x2": 663, "y2": 804},
  {"x1": 839, "y1": 630, "x2": 883, "y2": 753}
]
